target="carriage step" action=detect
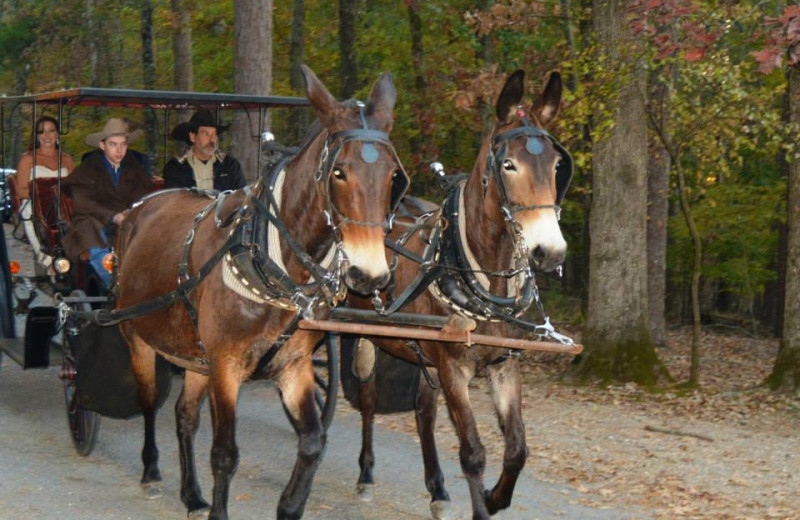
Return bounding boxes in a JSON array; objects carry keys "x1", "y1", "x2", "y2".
[
  {"x1": 0, "y1": 306, "x2": 60, "y2": 369},
  {"x1": 0, "y1": 337, "x2": 60, "y2": 369}
]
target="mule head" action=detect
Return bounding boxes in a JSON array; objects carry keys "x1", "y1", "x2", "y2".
[
  {"x1": 302, "y1": 65, "x2": 406, "y2": 295},
  {"x1": 482, "y1": 69, "x2": 569, "y2": 272}
]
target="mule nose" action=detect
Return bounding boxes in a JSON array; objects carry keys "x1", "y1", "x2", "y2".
[
  {"x1": 345, "y1": 265, "x2": 391, "y2": 295},
  {"x1": 531, "y1": 245, "x2": 566, "y2": 272}
]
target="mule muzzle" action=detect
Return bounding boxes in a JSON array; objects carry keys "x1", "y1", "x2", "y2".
[
  {"x1": 344, "y1": 265, "x2": 391, "y2": 296},
  {"x1": 530, "y1": 244, "x2": 566, "y2": 273}
]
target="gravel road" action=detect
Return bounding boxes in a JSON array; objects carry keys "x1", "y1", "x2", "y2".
[{"x1": 1, "y1": 224, "x2": 642, "y2": 520}]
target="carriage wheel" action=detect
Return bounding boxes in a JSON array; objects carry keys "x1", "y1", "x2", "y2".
[
  {"x1": 312, "y1": 332, "x2": 339, "y2": 431},
  {"x1": 60, "y1": 290, "x2": 100, "y2": 456}
]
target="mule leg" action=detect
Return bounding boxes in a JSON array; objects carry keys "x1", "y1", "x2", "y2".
[
  {"x1": 126, "y1": 332, "x2": 163, "y2": 498},
  {"x1": 414, "y1": 370, "x2": 452, "y2": 519},
  {"x1": 176, "y1": 369, "x2": 211, "y2": 516},
  {"x1": 353, "y1": 338, "x2": 378, "y2": 501},
  {"x1": 483, "y1": 359, "x2": 527, "y2": 514},
  {"x1": 437, "y1": 361, "x2": 491, "y2": 520},
  {"x1": 275, "y1": 348, "x2": 327, "y2": 520},
  {"x1": 356, "y1": 375, "x2": 377, "y2": 501},
  {"x1": 206, "y1": 360, "x2": 244, "y2": 520}
]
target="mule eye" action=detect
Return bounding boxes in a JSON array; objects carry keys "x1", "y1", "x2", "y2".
[
  {"x1": 503, "y1": 160, "x2": 517, "y2": 172},
  {"x1": 332, "y1": 168, "x2": 346, "y2": 180}
]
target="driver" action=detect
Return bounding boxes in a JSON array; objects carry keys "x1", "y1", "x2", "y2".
[
  {"x1": 62, "y1": 118, "x2": 152, "y2": 261},
  {"x1": 162, "y1": 110, "x2": 246, "y2": 191}
]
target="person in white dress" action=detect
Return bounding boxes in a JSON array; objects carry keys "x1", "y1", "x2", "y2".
[{"x1": 15, "y1": 116, "x2": 74, "y2": 269}]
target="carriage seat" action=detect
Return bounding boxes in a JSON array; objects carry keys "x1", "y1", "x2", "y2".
[
  {"x1": 6, "y1": 174, "x2": 21, "y2": 216},
  {"x1": 31, "y1": 176, "x2": 166, "y2": 256},
  {"x1": 31, "y1": 178, "x2": 69, "y2": 254}
]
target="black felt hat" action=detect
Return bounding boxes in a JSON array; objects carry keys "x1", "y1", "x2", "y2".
[{"x1": 171, "y1": 110, "x2": 230, "y2": 144}]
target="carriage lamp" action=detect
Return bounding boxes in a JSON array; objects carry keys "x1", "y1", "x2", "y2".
[
  {"x1": 9, "y1": 260, "x2": 20, "y2": 275},
  {"x1": 102, "y1": 252, "x2": 115, "y2": 273},
  {"x1": 53, "y1": 257, "x2": 71, "y2": 275}
]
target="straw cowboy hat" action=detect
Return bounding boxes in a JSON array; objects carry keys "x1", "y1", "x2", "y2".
[
  {"x1": 171, "y1": 110, "x2": 230, "y2": 145},
  {"x1": 85, "y1": 118, "x2": 143, "y2": 148}
]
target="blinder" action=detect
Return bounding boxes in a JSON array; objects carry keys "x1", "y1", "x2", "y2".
[{"x1": 317, "y1": 101, "x2": 410, "y2": 227}]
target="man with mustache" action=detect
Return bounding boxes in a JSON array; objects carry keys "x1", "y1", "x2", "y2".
[{"x1": 163, "y1": 110, "x2": 245, "y2": 191}]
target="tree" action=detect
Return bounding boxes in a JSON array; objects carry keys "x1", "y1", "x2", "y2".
[
  {"x1": 287, "y1": 0, "x2": 309, "y2": 144},
  {"x1": 763, "y1": 6, "x2": 800, "y2": 394},
  {"x1": 568, "y1": 0, "x2": 667, "y2": 385},
  {"x1": 231, "y1": 0, "x2": 272, "y2": 182},
  {"x1": 171, "y1": 0, "x2": 193, "y2": 94},
  {"x1": 646, "y1": 65, "x2": 671, "y2": 348},
  {"x1": 140, "y1": 0, "x2": 157, "y2": 174},
  {"x1": 339, "y1": 0, "x2": 358, "y2": 98}
]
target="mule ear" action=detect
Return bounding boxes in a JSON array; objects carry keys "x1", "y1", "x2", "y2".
[
  {"x1": 496, "y1": 70, "x2": 525, "y2": 122},
  {"x1": 302, "y1": 65, "x2": 341, "y2": 121},
  {"x1": 532, "y1": 71, "x2": 562, "y2": 125},
  {"x1": 367, "y1": 72, "x2": 397, "y2": 125}
]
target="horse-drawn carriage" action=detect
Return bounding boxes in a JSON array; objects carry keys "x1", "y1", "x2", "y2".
[
  {"x1": 0, "y1": 67, "x2": 582, "y2": 520},
  {"x1": 0, "y1": 86, "x2": 313, "y2": 454}
]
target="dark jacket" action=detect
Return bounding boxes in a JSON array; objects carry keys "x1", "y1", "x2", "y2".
[
  {"x1": 162, "y1": 150, "x2": 246, "y2": 192},
  {"x1": 62, "y1": 152, "x2": 151, "y2": 260}
]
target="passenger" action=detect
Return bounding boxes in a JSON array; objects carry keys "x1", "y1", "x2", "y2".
[
  {"x1": 15, "y1": 116, "x2": 75, "y2": 269},
  {"x1": 61, "y1": 118, "x2": 151, "y2": 262},
  {"x1": 163, "y1": 110, "x2": 246, "y2": 191}
]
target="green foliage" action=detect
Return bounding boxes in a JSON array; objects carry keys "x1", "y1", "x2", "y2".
[
  {"x1": 0, "y1": 0, "x2": 793, "y2": 330},
  {"x1": 668, "y1": 182, "x2": 785, "y2": 300}
]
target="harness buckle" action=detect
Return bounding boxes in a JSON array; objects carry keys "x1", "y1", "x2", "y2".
[{"x1": 291, "y1": 292, "x2": 319, "y2": 320}]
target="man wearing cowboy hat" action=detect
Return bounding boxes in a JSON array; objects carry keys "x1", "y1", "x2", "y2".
[
  {"x1": 62, "y1": 118, "x2": 152, "y2": 260},
  {"x1": 163, "y1": 110, "x2": 245, "y2": 191}
]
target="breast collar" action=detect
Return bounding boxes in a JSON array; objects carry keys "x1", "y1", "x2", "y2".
[
  {"x1": 221, "y1": 155, "x2": 345, "y2": 315},
  {"x1": 428, "y1": 179, "x2": 536, "y2": 322}
]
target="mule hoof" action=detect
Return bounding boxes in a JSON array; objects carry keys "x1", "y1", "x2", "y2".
[
  {"x1": 430, "y1": 500, "x2": 454, "y2": 520},
  {"x1": 141, "y1": 482, "x2": 163, "y2": 500},
  {"x1": 187, "y1": 508, "x2": 210, "y2": 520},
  {"x1": 356, "y1": 482, "x2": 374, "y2": 502}
]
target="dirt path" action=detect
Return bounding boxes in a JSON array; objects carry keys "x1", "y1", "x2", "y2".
[{"x1": 370, "y1": 328, "x2": 800, "y2": 520}]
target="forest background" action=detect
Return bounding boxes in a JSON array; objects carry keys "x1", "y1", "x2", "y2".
[{"x1": 1, "y1": 0, "x2": 799, "y2": 391}]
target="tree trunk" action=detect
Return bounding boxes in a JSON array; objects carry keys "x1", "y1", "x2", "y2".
[
  {"x1": 339, "y1": 0, "x2": 359, "y2": 99},
  {"x1": 475, "y1": 0, "x2": 495, "y2": 133},
  {"x1": 140, "y1": 0, "x2": 157, "y2": 175},
  {"x1": 232, "y1": 0, "x2": 272, "y2": 182},
  {"x1": 647, "y1": 72, "x2": 670, "y2": 347},
  {"x1": 86, "y1": 0, "x2": 98, "y2": 86},
  {"x1": 762, "y1": 61, "x2": 791, "y2": 335},
  {"x1": 568, "y1": 0, "x2": 666, "y2": 386},
  {"x1": 171, "y1": 0, "x2": 193, "y2": 93},
  {"x1": 287, "y1": 0, "x2": 310, "y2": 145},
  {"x1": 406, "y1": 0, "x2": 433, "y2": 169},
  {"x1": 766, "y1": 58, "x2": 800, "y2": 394}
]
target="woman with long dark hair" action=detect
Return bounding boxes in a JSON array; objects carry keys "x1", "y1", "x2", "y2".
[{"x1": 15, "y1": 116, "x2": 74, "y2": 269}]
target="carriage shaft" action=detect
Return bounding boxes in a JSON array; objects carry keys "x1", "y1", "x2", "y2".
[{"x1": 297, "y1": 319, "x2": 582, "y2": 355}]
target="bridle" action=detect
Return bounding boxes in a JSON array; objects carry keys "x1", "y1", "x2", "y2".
[
  {"x1": 315, "y1": 101, "x2": 410, "y2": 234},
  {"x1": 484, "y1": 107, "x2": 573, "y2": 232}
]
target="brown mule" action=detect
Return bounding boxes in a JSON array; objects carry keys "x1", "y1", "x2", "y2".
[
  {"x1": 348, "y1": 70, "x2": 568, "y2": 520},
  {"x1": 115, "y1": 65, "x2": 405, "y2": 520}
]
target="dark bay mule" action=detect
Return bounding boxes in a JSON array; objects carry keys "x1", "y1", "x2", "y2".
[
  {"x1": 115, "y1": 65, "x2": 405, "y2": 520},
  {"x1": 347, "y1": 70, "x2": 568, "y2": 520}
]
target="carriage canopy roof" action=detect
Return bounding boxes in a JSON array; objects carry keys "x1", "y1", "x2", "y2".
[{"x1": 0, "y1": 88, "x2": 309, "y2": 110}]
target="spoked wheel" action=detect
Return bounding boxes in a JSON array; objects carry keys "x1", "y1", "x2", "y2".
[
  {"x1": 60, "y1": 290, "x2": 99, "y2": 456},
  {"x1": 312, "y1": 332, "x2": 339, "y2": 430}
]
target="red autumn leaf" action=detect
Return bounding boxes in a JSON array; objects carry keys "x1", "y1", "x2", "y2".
[
  {"x1": 683, "y1": 47, "x2": 705, "y2": 62},
  {"x1": 750, "y1": 48, "x2": 783, "y2": 74}
]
